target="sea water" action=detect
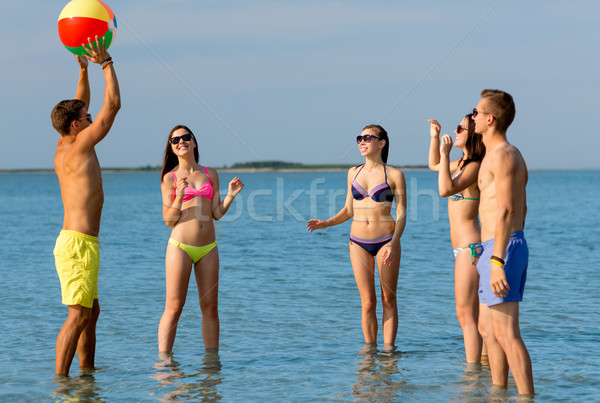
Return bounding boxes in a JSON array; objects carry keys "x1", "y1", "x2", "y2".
[{"x1": 0, "y1": 170, "x2": 599, "y2": 401}]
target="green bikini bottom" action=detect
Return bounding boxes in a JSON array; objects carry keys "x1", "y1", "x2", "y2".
[{"x1": 169, "y1": 238, "x2": 217, "y2": 263}]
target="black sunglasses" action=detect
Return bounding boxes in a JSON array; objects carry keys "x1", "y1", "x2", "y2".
[
  {"x1": 169, "y1": 133, "x2": 193, "y2": 144},
  {"x1": 472, "y1": 108, "x2": 496, "y2": 120},
  {"x1": 456, "y1": 125, "x2": 468, "y2": 134},
  {"x1": 77, "y1": 114, "x2": 92, "y2": 124},
  {"x1": 356, "y1": 134, "x2": 381, "y2": 144}
]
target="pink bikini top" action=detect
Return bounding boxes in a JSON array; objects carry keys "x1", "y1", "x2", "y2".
[{"x1": 171, "y1": 167, "x2": 214, "y2": 202}]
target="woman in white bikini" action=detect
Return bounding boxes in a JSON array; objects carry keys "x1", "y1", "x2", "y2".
[
  {"x1": 428, "y1": 114, "x2": 486, "y2": 364},
  {"x1": 307, "y1": 125, "x2": 406, "y2": 350},
  {"x1": 158, "y1": 125, "x2": 244, "y2": 353}
]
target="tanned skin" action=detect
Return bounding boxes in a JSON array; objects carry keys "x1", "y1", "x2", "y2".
[
  {"x1": 473, "y1": 96, "x2": 533, "y2": 395},
  {"x1": 54, "y1": 37, "x2": 120, "y2": 376}
]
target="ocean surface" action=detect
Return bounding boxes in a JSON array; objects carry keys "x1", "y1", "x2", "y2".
[{"x1": 0, "y1": 169, "x2": 599, "y2": 402}]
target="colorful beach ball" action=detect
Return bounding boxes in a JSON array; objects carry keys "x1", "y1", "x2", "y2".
[{"x1": 58, "y1": 0, "x2": 117, "y2": 56}]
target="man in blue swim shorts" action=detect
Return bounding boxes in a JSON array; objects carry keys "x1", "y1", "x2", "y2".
[
  {"x1": 478, "y1": 231, "x2": 528, "y2": 306},
  {"x1": 473, "y1": 89, "x2": 534, "y2": 395},
  {"x1": 50, "y1": 38, "x2": 120, "y2": 376}
]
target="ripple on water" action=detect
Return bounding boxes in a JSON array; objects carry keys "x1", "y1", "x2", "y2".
[{"x1": 1, "y1": 171, "x2": 599, "y2": 401}]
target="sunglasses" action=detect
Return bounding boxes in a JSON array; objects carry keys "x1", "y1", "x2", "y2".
[
  {"x1": 169, "y1": 133, "x2": 193, "y2": 144},
  {"x1": 472, "y1": 108, "x2": 496, "y2": 120},
  {"x1": 77, "y1": 114, "x2": 92, "y2": 124},
  {"x1": 356, "y1": 134, "x2": 381, "y2": 144},
  {"x1": 456, "y1": 125, "x2": 468, "y2": 134}
]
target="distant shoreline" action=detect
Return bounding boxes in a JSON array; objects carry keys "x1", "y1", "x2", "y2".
[
  {"x1": 1, "y1": 166, "x2": 597, "y2": 174},
  {"x1": 0, "y1": 166, "x2": 430, "y2": 174},
  {"x1": 0, "y1": 164, "x2": 430, "y2": 174}
]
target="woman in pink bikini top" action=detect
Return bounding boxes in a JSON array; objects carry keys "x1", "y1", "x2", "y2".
[
  {"x1": 158, "y1": 125, "x2": 244, "y2": 354},
  {"x1": 171, "y1": 166, "x2": 214, "y2": 202}
]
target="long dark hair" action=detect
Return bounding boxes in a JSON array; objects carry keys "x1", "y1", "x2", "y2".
[
  {"x1": 458, "y1": 114, "x2": 485, "y2": 169},
  {"x1": 160, "y1": 125, "x2": 199, "y2": 182},
  {"x1": 362, "y1": 124, "x2": 389, "y2": 164}
]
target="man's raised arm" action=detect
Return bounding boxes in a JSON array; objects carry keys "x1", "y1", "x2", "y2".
[
  {"x1": 78, "y1": 36, "x2": 121, "y2": 150},
  {"x1": 74, "y1": 56, "x2": 90, "y2": 109}
]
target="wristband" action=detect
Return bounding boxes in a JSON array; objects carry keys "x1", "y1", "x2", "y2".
[
  {"x1": 100, "y1": 57, "x2": 112, "y2": 66},
  {"x1": 101, "y1": 60, "x2": 114, "y2": 70},
  {"x1": 490, "y1": 255, "x2": 505, "y2": 265},
  {"x1": 490, "y1": 258, "x2": 505, "y2": 268}
]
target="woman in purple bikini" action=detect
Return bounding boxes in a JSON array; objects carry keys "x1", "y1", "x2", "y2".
[
  {"x1": 307, "y1": 125, "x2": 406, "y2": 350},
  {"x1": 158, "y1": 125, "x2": 244, "y2": 354}
]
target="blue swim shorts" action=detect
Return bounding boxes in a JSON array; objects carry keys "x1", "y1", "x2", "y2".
[{"x1": 477, "y1": 231, "x2": 528, "y2": 307}]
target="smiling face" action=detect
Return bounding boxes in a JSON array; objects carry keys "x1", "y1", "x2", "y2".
[
  {"x1": 169, "y1": 128, "x2": 196, "y2": 155},
  {"x1": 454, "y1": 117, "x2": 470, "y2": 148},
  {"x1": 161, "y1": 125, "x2": 200, "y2": 181},
  {"x1": 357, "y1": 128, "x2": 384, "y2": 157}
]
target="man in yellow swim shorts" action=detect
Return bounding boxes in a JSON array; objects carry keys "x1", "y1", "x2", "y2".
[
  {"x1": 50, "y1": 36, "x2": 120, "y2": 376},
  {"x1": 54, "y1": 230, "x2": 100, "y2": 308}
]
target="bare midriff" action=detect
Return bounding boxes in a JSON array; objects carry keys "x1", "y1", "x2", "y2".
[
  {"x1": 170, "y1": 197, "x2": 216, "y2": 246},
  {"x1": 448, "y1": 199, "x2": 481, "y2": 248},
  {"x1": 351, "y1": 199, "x2": 395, "y2": 239}
]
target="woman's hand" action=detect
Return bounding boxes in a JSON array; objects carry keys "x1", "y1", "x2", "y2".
[
  {"x1": 175, "y1": 176, "x2": 188, "y2": 199},
  {"x1": 306, "y1": 219, "x2": 327, "y2": 232},
  {"x1": 428, "y1": 119, "x2": 441, "y2": 138},
  {"x1": 227, "y1": 177, "x2": 244, "y2": 198},
  {"x1": 380, "y1": 243, "x2": 395, "y2": 266},
  {"x1": 440, "y1": 134, "x2": 453, "y2": 156}
]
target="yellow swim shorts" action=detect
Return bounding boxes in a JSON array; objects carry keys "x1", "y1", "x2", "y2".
[{"x1": 53, "y1": 230, "x2": 100, "y2": 308}]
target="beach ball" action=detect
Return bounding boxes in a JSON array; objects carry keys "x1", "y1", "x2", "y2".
[{"x1": 58, "y1": 0, "x2": 117, "y2": 56}]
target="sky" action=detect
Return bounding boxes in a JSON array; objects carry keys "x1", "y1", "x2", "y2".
[{"x1": 1, "y1": 0, "x2": 599, "y2": 170}]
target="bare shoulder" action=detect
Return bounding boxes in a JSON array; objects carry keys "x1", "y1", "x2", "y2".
[
  {"x1": 462, "y1": 160, "x2": 481, "y2": 175},
  {"x1": 62, "y1": 133, "x2": 88, "y2": 159},
  {"x1": 347, "y1": 165, "x2": 361, "y2": 179},
  {"x1": 162, "y1": 171, "x2": 175, "y2": 186},
  {"x1": 449, "y1": 159, "x2": 463, "y2": 172},
  {"x1": 206, "y1": 167, "x2": 220, "y2": 183},
  {"x1": 386, "y1": 165, "x2": 404, "y2": 178},
  {"x1": 206, "y1": 166, "x2": 219, "y2": 177},
  {"x1": 386, "y1": 165, "x2": 406, "y2": 188},
  {"x1": 491, "y1": 144, "x2": 524, "y2": 171}
]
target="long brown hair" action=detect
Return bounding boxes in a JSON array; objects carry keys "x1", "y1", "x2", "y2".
[
  {"x1": 458, "y1": 113, "x2": 485, "y2": 169},
  {"x1": 160, "y1": 125, "x2": 199, "y2": 182}
]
